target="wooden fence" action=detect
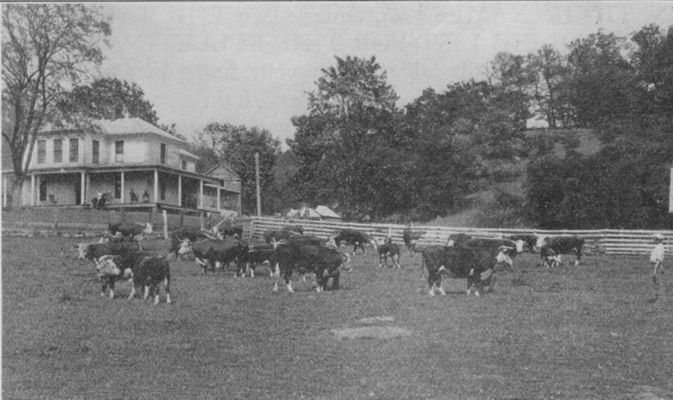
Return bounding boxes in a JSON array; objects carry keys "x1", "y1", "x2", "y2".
[{"x1": 248, "y1": 217, "x2": 673, "y2": 256}]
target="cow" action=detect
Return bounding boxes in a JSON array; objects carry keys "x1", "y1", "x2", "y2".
[
  {"x1": 536, "y1": 235, "x2": 584, "y2": 267},
  {"x1": 108, "y1": 222, "x2": 153, "y2": 249},
  {"x1": 177, "y1": 237, "x2": 249, "y2": 275},
  {"x1": 77, "y1": 241, "x2": 140, "y2": 264},
  {"x1": 539, "y1": 246, "x2": 562, "y2": 268},
  {"x1": 402, "y1": 229, "x2": 425, "y2": 253},
  {"x1": 217, "y1": 224, "x2": 243, "y2": 239},
  {"x1": 446, "y1": 233, "x2": 472, "y2": 247},
  {"x1": 422, "y1": 245, "x2": 512, "y2": 297},
  {"x1": 507, "y1": 234, "x2": 538, "y2": 253},
  {"x1": 373, "y1": 237, "x2": 401, "y2": 269},
  {"x1": 95, "y1": 252, "x2": 171, "y2": 304},
  {"x1": 245, "y1": 243, "x2": 276, "y2": 277},
  {"x1": 280, "y1": 225, "x2": 304, "y2": 235},
  {"x1": 333, "y1": 229, "x2": 372, "y2": 254},
  {"x1": 263, "y1": 229, "x2": 300, "y2": 247},
  {"x1": 167, "y1": 227, "x2": 219, "y2": 258},
  {"x1": 273, "y1": 241, "x2": 351, "y2": 293}
]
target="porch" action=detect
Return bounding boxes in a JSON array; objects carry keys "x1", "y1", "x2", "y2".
[{"x1": 18, "y1": 165, "x2": 241, "y2": 214}]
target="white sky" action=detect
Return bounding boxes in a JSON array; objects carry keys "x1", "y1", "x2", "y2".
[{"x1": 98, "y1": 2, "x2": 673, "y2": 146}]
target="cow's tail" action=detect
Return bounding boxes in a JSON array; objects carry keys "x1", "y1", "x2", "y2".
[{"x1": 420, "y1": 252, "x2": 426, "y2": 279}]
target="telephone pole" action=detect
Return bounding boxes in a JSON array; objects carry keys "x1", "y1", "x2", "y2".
[{"x1": 255, "y1": 152, "x2": 261, "y2": 217}]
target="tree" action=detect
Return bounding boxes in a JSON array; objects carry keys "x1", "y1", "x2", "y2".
[
  {"x1": 57, "y1": 77, "x2": 159, "y2": 124},
  {"x1": 289, "y1": 55, "x2": 401, "y2": 219},
  {"x1": 194, "y1": 122, "x2": 281, "y2": 215},
  {"x1": 2, "y1": 4, "x2": 110, "y2": 207},
  {"x1": 527, "y1": 45, "x2": 573, "y2": 128}
]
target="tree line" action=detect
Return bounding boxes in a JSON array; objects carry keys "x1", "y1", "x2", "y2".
[{"x1": 3, "y1": 4, "x2": 673, "y2": 228}]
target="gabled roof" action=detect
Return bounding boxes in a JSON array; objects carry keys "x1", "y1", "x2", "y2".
[
  {"x1": 40, "y1": 117, "x2": 187, "y2": 143},
  {"x1": 204, "y1": 163, "x2": 239, "y2": 180}
]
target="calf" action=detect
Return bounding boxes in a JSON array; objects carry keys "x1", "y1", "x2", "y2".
[
  {"x1": 536, "y1": 235, "x2": 584, "y2": 266},
  {"x1": 422, "y1": 245, "x2": 511, "y2": 297},
  {"x1": 402, "y1": 229, "x2": 425, "y2": 253},
  {"x1": 373, "y1": 238, "x2": 401, "y2": 269},
  {"x1": 108, "y1": 223, "x2": 153, "y2": 248},
  {"x1": 168, "y1": 227, "x2": 219, "y2": 258},
  {"x1": 245, "y1": 243, "x2": 276, "y2": 277}
]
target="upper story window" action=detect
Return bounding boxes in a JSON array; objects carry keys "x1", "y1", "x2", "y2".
[
  {"x1": 37, "y1": 140, "x2": 46, "y2": 164},
  {"x1": 53, "y1": 139, "x2": 62, "y2": 163},
  {"x1": 160, "y1": 143, "x2": 166, "y2": 164},
  {"x1": 115, "y1": 140, "x2": 124, "y2": 162},
  {"x1": 181, "y1": 160, "x2": 188, "y2": 170},
  {"x1": 92, "y1": 140, "x2": 100, "y2": 164},
  {"x1": 69, "y1": 138, "x2": 79, "y2": 162}
]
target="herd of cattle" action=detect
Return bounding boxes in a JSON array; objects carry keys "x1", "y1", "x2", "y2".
[{"x1": 75, "y1": 221, "x2": 585, "y2": 304}]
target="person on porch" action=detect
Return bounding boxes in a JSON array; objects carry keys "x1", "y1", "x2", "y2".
[
  {"x1": 142, "y1": 190, "x2": 150, "y2": 203},
  {"x1": 129, "y1": 188, "x2": 138, "y2": 203}
]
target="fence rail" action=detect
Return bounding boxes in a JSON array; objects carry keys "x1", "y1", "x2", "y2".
[{"x1": 249, "y1": 217, "x2": 673, "y2": 256}]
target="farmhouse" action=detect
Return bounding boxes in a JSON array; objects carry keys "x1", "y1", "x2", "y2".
[{"x1": 1, "y1": 117, "x2": 241, "y2": 215}]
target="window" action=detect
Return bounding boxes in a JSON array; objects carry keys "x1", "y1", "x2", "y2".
[
  {"x1": 160, "y1": 144, "x2": 166, "y2": 164},
  {"x1": 115, "y1": 140, "x2": 124, "y2": 162},
  {"x1": 114, "y1": 174, "x2": 121, "y2": 199},
  {"x1": 92, "y1": 140, "x2": 99, "y2": 164},
  {"x1": 69, "y1": 138, "x2": 79, "y2": 162},
  {"x1": 53, "y1": 139, "x2": 62, "y2": 163},
  {"x1": 37, "y1": 140, "x2": 46, "y2": 164},
  {"x1": 181, "y1": 160, "x2": 188, "y2": 170},
  {"x1": 39, "y1": 178, "x2": 47, "y2": 202}
]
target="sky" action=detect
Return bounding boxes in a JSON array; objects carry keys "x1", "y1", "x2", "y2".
[{"x1": 98, "y1": 2, "x2": 673, "y2": 146}]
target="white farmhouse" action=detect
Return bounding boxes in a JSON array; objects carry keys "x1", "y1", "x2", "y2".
[{"x1": 2, "y1": 117, "x2": 241, "y2": 214}]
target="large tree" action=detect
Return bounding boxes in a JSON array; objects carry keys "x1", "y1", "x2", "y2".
[
  {"x1": 289, "y1": 55, "x2": 401, "y2": 219},
  {"x1": 2, "y1": 4, "x2": 110, "y2": 207},
  {"x1": 56, "y1": 77, "x2": 159, "y2": 124}
]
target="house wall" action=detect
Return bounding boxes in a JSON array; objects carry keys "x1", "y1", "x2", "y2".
[
  {"x1": 29, "y1": 133, "x2": 86, "y2": 170},
  {"x1": 30, "y1": 174, "x2": 81, "y2": 205}
]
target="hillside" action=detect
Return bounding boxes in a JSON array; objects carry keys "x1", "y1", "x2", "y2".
[{"x1": 428, "y1": 128, "x2": 602, "y2": 228}]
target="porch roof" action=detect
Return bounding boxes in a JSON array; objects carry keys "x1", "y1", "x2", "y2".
[{"x1": 27, "y1": 163, "x2": 238, "y2": 190}]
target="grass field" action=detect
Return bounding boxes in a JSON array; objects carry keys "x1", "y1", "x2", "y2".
[{"x1": 3, "y1": 236, "x2": 673, "y2": 400}]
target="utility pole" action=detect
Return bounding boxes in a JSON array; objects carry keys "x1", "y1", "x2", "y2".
[{"x1": 255, "y1": 152, "x2": 261, "y2": 217}]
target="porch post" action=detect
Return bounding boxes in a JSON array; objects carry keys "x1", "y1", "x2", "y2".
[
  {"x1": 3, "y1": 175, "x2": 7, "y2": 207},
  {"x1": 80, "y1": 172, "x2": 86, "y2": 205},
  {"x1": 153, "y1": 169, "x2": 159, "y2": 203},
  {"x1": 120, "y1": 171, "x2": 125, "y2": 203},
  {"x1": 217, "y1": 186, "x2": 221, "y2": 211},
  {"x1": 178, "y1": 174, "x2": 182, "y2": 207},
  {"x1": 85, "y1": 173, "x2": 91, "y2": 205},
  {"x1": 31, "y1": 173, "x2": 35, "y2": 206},
  {"x1": 199, "y1": 179, "x2": 204, "y2": 209}
]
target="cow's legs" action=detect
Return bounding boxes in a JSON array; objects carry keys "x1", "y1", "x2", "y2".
[
  {"x1": 393, "y1": 254, "x2": 400, "y2": 269},
  {"x1": 128, "y1": 284, "x2": 136, "y2": 300},
  {"x1": 164, "y1": 277, "x2": 171, "y2": 304}
]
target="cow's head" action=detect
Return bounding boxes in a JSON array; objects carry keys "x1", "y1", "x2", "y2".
[
  {"x1": 495, "y1": 246, "x2": 514, "y2": 268},
  {"x1": 95, "y1": 255, "x2": 121, "y2": 277},
  {"x1": 513, "y1": 240, "x2": 525, "y2": 254},
  {"x1": 143, "y1": 222, "x2": 153, "y2": 235},
  {"x1": 341, "y1": 252, "x2": 353, "y2": 272},
  {"x1": 177, "y1": 239, "x2": 194, "y2": 256},
  {"x1": 371, "y1": 237, "x2": 384, "y2": 250},
  {"x1": 76, "y1": 243, "x2": 92, "y2": 260},
  {"x1": 535, "y1": 235, "x2": 548, "y2": 250},
  {"x1": 326, "y1": 236, "x2": 337, "y2": 249}
]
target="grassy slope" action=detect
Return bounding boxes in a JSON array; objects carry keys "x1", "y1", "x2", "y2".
[{"x1": 3, "y1": 236, "x2": 672, "y2": 400}]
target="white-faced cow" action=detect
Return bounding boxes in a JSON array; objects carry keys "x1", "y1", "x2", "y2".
[
  {"x1": 95, "y1": 252, "x2": 171, "y2": 304},
  {"x1": 422, "y1": 245, "x2": 512, "y2": 297},
  {"x1": 167, "y1": 227, "x2": 219, "y2": 259},
  {"x1": 333, "y1": 229, "x2": 372, "y2": 255},
  {"x1": 273, "y1": 241, "x2": 351, "y2": 293},
  {"x1": 177, "y1": 237, "x2": 249, "y2": 275},
  {"x1": 536, "y1": 235, "x2": 584, "y2": 267}
]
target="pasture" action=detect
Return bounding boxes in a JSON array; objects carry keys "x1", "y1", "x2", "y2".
[{"x1": 3, "y1": 236, "x2": 673, "y2": 400}]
